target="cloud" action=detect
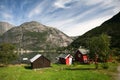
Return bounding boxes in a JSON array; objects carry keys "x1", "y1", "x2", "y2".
[
  {"x1": 3, "y1": 13, "x2": 12, "y2": 19},
  {"x1": 27, "y1": 0, "x2": 53, "y2": 18},
  {"x1": 45, "y1": 4, "x2": 106, "y2": 28},
  {"x1": 20, "y1": 0, "x2": 32, "y2": 10},
  {"x1": 84, "y1": 0, "x2": 120, "y2": 10},
  {"x1": 54, "y1": 0, "x2": 73, "y2": 8},
  {"x1": 0, "y1": 5, "x2": 5, "y2": 9},
  {"x1": 46, "y1": 18, "x2": 74, "y2": 29},
  {"x1": 83, "y1": 0, "x2": 103, "y2": 6},
  {"x1": 28, "y1": 4, "x2": 41, "y2": 18},
  {"x1": 112, "y1": 0, "x2": 120, "y2": 13},
  {"x1": 61, "y1": 15, "x2": 113, "y2": 36},
  {"x1": 0, "y1": 12, "x2": 13, "y2": 20},
  {"x1": 0, "y1": 0, "x2": 120, "y2": 36},
  {"x1": 41, "y1": 0, "x2": 120, "y2": 36},
  {"x1": 83, "y1": 0, "x2": 114, "y2": 6}
]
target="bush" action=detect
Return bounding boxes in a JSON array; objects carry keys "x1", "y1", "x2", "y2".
[{"x1": 101, "y1": 63, "x2": 109, "y2": 69}]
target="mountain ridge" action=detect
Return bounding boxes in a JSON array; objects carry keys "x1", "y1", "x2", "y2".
[
  {"x1": 0, "y1": 21, "x2": 73, "y2": 50},
  {"x1": 0, "y1": 22, "x2": 14, "y2": 36}
]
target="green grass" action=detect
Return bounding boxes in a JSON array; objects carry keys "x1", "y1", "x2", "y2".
[{"x1": 0, "y1": 63, "x2": 116, "y2": 80}]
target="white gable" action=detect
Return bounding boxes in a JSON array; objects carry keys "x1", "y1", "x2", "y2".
[{"x1": 30, "y1": 54, "x2": 41, "y2": 62}]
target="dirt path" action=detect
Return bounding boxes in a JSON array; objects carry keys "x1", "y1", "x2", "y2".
[{"x1": 114, "y1": 64, "x2": 120, "y2": 80}]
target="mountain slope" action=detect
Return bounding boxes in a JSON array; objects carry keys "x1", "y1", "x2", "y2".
[
  {"x1": 0, "y1": 22, "x2": 14, "y2": 36},
  {"x1": 0, "y1": 21, "x2": 73, "y2": 50},
  {"x1": 69, "y1": 12, "x2": 120, "y2": 49}
]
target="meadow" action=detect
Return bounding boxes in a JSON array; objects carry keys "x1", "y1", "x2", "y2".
[{"x1": 0, "y1": 63, "x2": 117, "y2": 80}]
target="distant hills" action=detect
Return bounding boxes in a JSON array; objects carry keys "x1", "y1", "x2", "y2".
[
  {"x1": 0, "y1": 21, "x2": 73, "y2": 50},
  {"x1": 69, "y1": 12, "x2": 120, "y2": 49}
]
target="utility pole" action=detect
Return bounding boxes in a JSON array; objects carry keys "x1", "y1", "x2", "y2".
[{"x1": 19, "y1": 26, "x2": 24, "y2": 63}]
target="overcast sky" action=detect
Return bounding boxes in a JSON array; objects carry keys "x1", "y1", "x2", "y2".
[{"x1": 0, "y1": 0, "x2": 120, "y2": 36}]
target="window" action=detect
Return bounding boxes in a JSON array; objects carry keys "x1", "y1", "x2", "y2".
[{"x1": 78, "y1": 54, "x2": 81, "y2": 58}]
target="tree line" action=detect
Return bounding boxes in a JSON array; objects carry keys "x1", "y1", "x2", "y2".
[{"x1": 0, "y1": 43, "x2": 17, "y2": 66}]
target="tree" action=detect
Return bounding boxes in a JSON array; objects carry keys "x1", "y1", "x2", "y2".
[
  {"x1": 0, "y1": 43, "x2": 17, "y2": 65},
  {"x1": 88, "y1": 34, "x2": 110, "y2": 69}
]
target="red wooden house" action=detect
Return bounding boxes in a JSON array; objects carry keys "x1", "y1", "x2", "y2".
[
  {"x1": 58, "y1": 54, "x2": 73, "y2": 65},
  {"x1": 30, "y1": 54, "x2": 50, "y2": 69},
  {"x1": 75, "y1": 49, "x2": 89, "y2": 63}
]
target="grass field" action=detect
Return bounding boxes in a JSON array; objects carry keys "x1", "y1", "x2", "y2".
[{"x1": 0, "y1": 63, "x2": 117, "y2": 80}]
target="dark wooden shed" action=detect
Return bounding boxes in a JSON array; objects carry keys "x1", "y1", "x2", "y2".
[
  {"x1": 30, "y1": 54, "x2": 50, "y2": 69},
  {"x1": 75, "y1": 49, "x2": 89, "y2": 63}
]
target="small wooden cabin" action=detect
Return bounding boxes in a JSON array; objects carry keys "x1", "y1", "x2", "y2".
[
  {"x1": 75, "y1": 49, "x2": 89, "y2": 63},
  {"x1": 30, "y1": 54, "x2": 50, "y2": 69},
  {"x1": 58, "y1": 54, "x2": 72, "y2": 65}
]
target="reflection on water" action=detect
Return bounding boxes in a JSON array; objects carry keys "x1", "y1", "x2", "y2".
[{"x1": 19, "y1": 52, "x2": 61, "y2": 63}]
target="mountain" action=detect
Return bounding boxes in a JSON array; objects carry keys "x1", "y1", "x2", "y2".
[
  {"x1": 0, "y1": 22, "x2": 14, "y2": 36},
  {"x1": 0, "y1": 21, "x2": 73, "y2": 50},
  {"x1": 69, "y1": 12, "x2": 120, "y2": 49}
]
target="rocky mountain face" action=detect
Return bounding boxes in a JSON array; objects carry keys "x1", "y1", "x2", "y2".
[
  {"x1": 0, "y1": 22, "x2": 14, "y2": 36},
  {"x1": 0, "y1": 21, "x2": 73, "y2": 50},
  {"x1": 69, "y1": 12, "x2": 120, "y2": 49}
]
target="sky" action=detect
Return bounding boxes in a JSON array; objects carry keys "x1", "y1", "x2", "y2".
[{"x1": 0, "y1": 0, "x2": 120, "y2": 36}]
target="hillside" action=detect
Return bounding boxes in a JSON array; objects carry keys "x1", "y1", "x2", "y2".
[
  {"x1": 69, "y1": 12, "x2": 120, "y2": 49},
  {"x1": 0, "y1": 22, "x2": 14, "y2": 36},
  {"x1": 0, "y1": 21, "x2": 73, "y2": 50}
]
